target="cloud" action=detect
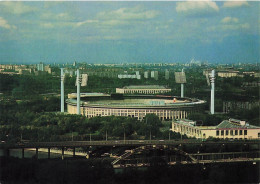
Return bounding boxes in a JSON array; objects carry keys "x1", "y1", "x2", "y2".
[
  {"x1": 0, "y1": 2, "x2": 37, "y2": 15},
  {"x1": 41, "y1": 12, "x2": 73, "y2": 21},
  {"x1": 221, "y1": 17, "x2": 239, "y2": 24},
  {"x1": 97, "y1": 6, "x2": 159, "y2": 20},
  {"x1": 223, "y1": 1, "x2": 249, "y2": 8},
  {"x1": 40, "y1": 23, "x2": 54, "y2": 29},
  {"x1": 0, "y1": 17, "x2": 16, "y2": 30},
  {"x1": 207, "y1": 23, "x2": 250, "y2": 32},
  {"x1": 176, "y1": 1, "x2": 219, "y2": 16},
  {"x1": 76, "y1": 20, "x2": 99, "y2": 27},
  {"x1": 75, "y1": 6, "x2": 159, "y2": 28},
  {"x1": 221, "y1": 23, "x2": 250, "y2": 31}
]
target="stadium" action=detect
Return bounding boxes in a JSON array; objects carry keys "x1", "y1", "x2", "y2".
[{"x1": 66, "y1": 93, "x2": 206, "y2": 120}]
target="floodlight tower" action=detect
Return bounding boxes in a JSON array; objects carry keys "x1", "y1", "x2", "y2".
[
  {"x1": 210, "y1": 70, "x2": 215, "y2": 114},
  {"x1": 181, "y1": 68, "x2": 184, "y2": 98},
  {"x1": 76, "y1": 69, "x2": 81, "y2": 115},
  {"x1": 174, "y1": 69, "x2": 186, "y2": 98},
  {"x1": 60, "y1": 68, "x2": 65, "y2": 112}
]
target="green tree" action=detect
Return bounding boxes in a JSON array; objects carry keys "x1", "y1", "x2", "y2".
[{"x1": 143, "y1": 114, "x2": 163, "y2": 139}]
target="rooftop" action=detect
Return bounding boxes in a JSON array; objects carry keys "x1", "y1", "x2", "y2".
[
  {"x1": 68, "y1": 93, "x2": 110, "y2": 98},
  {"x1": 174, "y1": 118, "x2": 260, "y2": 130},
  {"x1": 216, "y1": 119, "x2": 259, "y2": 129},
  {"x1": 123, "y1": 85, "x2": 168, "y2": 89}
]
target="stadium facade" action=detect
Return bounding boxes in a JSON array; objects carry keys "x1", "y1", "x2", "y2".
[{"x1": 66, "y1": 93, "x2": 206, "y2": 120}]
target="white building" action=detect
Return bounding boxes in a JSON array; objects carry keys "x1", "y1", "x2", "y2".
[
  {"x1": 172, "y1": 119, "x2": 260, "y2": 140},
  {"x1": 116, "y1": 85, "x2": 171, "y2": 94},
  {"x1": 144, "y1": 71, "x2": 149, "y2": 79},
  {"x1": 165, "y1": 69, "x2": 169, "y2": 80},
  {"x1": 151, "y1": 71, "x2": 158, "y2": 80}
]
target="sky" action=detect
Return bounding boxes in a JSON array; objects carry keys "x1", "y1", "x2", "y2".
[{"x1": 0, "y1": 1, "x2": 259, "y2": 64}]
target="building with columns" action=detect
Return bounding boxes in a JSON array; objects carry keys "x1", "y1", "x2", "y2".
[
  {"x1": 116, "y1": 85, "x2": 171, "y2": 94},
  {"x1": 66, "y1": 93, "x2": 206, "y2": 120},
  {"x1": 172, "y1": 119, "x2": 260, "y2": 140}
]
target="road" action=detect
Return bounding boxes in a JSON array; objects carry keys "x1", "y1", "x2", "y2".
[{"x1": 1, "y1": 139, "x2": 259, "y2": 149}]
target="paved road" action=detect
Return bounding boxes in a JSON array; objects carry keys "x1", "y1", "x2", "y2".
[{"x1": 1, "y1": 140, "x2": 259, "y2": 149}]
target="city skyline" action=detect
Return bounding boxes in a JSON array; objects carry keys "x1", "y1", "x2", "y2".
[{"x1": 0, "y1": 1, "x2": 259, "y2": 64}]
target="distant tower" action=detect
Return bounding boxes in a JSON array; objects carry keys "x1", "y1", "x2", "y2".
[
  {"x1": 151, "y1": 71, "x2": 158, "y2": 80},
  {"x1": 181, "y1": 69, "x2": 184, "y2": 98},
  {"x1": 76, "y1": 69, "x2": 81, "y2": 115},
  {"x1": 165, "y1": 69, "x2": 169, "y2": 80},
  {"x1": 151, "y1": 71, "x2": 155, "y2": 78},
  {"x1": 155, "y1": 71, "x2": 158, "y2": 80},
  {"x1": 174, "y1": 69, "x2": 186, "y2": 98},
  {"x1": 210, "y1": 70, "x2": 215, "y2": 114},
  {"x1": 60, "y1": 68, "x2": 65, "y2": 112},
  {"x1": 144, "y1": 71, "x2": 149, "y2": 79},
  {"x1": 37, "y1": 62, "x2": 44, "y2": 71}
]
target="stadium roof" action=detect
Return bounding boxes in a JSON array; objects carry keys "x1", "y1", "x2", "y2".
[{"x1": 66, "y1": 95, "x2": 206, "y2": 108}]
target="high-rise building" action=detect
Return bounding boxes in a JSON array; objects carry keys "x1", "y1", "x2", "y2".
[
  {"x1": 151, "y1": 71, "x2": 155, "y2": 78},
  {"x1": 37, "y1": 62, "x2": 44, "y2": 71},
  {"x1": 165, "y1": 69, "x2": 169, "y2": 80},
  {"x1": 144, "y1": 71, "x2": 149, "y2": 79},
  {"x1": 151, "y1": 71, "x2": 158, "y2": 80}
]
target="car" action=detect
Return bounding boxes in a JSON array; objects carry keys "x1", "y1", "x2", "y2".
[{"x1": 101, "y1": 153, "x2": 110, "y2": 157}]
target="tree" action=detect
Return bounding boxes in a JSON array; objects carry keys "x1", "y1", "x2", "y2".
[{"x1": 143, "y1": 114, "x2": 163, "y2": 139}]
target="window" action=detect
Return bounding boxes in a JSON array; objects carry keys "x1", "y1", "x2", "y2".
[
  {"x1": 230, "y1": 130, "x2": 233, "y2": 136},
  {"x1": 221, "y1": 130, "x2": 224, "y2": 136},
  {"x1": 235, "y1": 130, "x2": 238, "y2": 135},
  {"x1": 239, "y1": 130, "x2": 243, "y2": 135},
  {"x1": 226, "y1": 130, "x2": 229, "y2": 135},
  {"x1": 216, "y1": 130, "x2": 219, "y2": 136},
  {"x1": 244, "y1": 130, "x2": 247, "y2": 135}
]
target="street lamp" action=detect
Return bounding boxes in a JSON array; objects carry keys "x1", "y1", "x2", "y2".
[
  {"x1": 124, "y1": 127, "x2": 126, "y2": 143},
  {"x1": 106, "y1": 130, "x2": 108, "y2": 141},
  {"x1": 122, "y1": 123, "x2": 126, "y2": 143}
]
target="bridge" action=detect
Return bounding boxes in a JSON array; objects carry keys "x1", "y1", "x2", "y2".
[
  {"x1": 111, "y1": 145, "x2": 260, "y2": 168},
  {"x1": 1, "y1": 140, "x2": 259, "y2": 165}
]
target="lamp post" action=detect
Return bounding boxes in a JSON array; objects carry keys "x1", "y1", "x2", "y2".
[
  {"x1": 76, "y1": 69, "x2": 81, "y2": 115},
  {"x1": 147, "y1": 117, "x2": 152, "y2": 140},
  {"x1": 60, "y1": 68, "x2": 65, "y2": 113},
  {"x1": 122, "y1": 123, "x2": 126, "y2": 143},
  {"x1": 106, "y1": 130, "x2": 108, "y2": 141},
  {"x1": 169, "y1": 129, "x2": 171, "y2": 141}
]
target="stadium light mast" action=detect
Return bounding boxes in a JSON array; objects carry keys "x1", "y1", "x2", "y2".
[
  {"x1": 210, "y1": 70, "x2": 215, "y2": 114},
  {"x1": 76, "y1": 69, "x2": 81, "y2": 115},
  {"x1": 175, "y1": 69, "x2": 186, "y2": 98},
  {"x1": 181, "y1": 68, "x2": 184, "y2": 98},
  {"x1": 60, "y1": 68, "x2": 65, "y2": 112}
]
